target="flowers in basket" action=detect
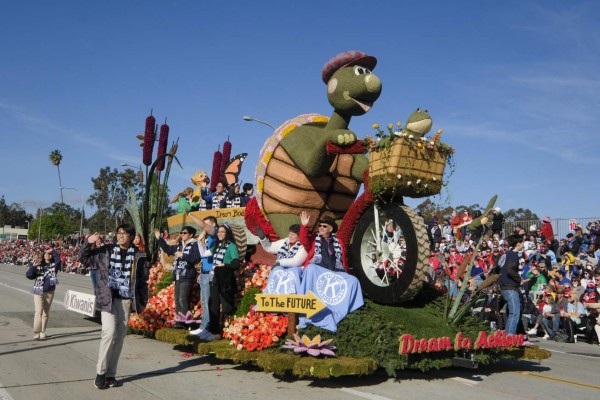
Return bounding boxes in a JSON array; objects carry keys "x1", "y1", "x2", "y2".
[
  {"x1": 282, "y1": 334, "x2": 336, "y2": 357},
  {"x1": 223, "y1": 309, "x2": 288, "y2": 352},
  {"x1": 365, "y1": 108, "x2": 456, "y2": 199}
]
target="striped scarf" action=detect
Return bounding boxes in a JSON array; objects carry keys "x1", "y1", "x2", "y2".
[
  {"x1": 31, "y1": 263, "x2": 58, "y2": 295},
  {"x1": 213, "y1": 241, "x2": 231, "y2": 266},
  {"x1": 226, "y1": 196, "x2": 241, "y2": 208},
  {"x1": 108, "y1": 245, "x2": 135, "y2": 298},
  {"x1": 311, "y1": 234, "x2": 343, "y2": 271},
  {"x1": 276, "y1": 240, "x2": 302, "y2": 261}
]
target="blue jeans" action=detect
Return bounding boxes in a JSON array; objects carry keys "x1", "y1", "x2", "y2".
[
  {"x1": 199, "y1": 273, "x2": 211, "y2": 330},
  {"x1": 542, "y1": 315, "x2": 561, "y2": 338},
  {"x1": 501, "y1": 289, "x2": 521, "y2": 335},
  {"x1": 90, "y1": 269, "x2": 98, "y2": 296}
]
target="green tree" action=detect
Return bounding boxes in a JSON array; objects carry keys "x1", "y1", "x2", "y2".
[
  {"x1": 49, "y1": 149, "x2": 64, "y2": 203},
  {"x1": 0, "y1": 196, "x2": 8, "y2": 226},
  {"x1": 503, "y1": 208, "x2": 539, "y2": 222},
  {"x1": 29, "y1": 207, "x2": 77, "y2": 241},
  {"x1": 86, "y1": 166, "x2": 144, "y2": 233}
]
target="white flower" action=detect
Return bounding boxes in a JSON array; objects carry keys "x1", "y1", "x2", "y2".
[
  {"x1": 407, "y1": 181, "x2": 412, "y2": 186},
  {"x1": 424, "y1": 184, "x2": 428, "y2": 188},
  {"x1": 402, "y1": 132, "x2": 408, "y2": 137},
  {"x1": 421, "y1": 137, "x2": 427, "y2": 141},
  {"x1": 432, "y1": 177, "x2": 437, "y2": 181},
  {"x1": 396, "y1": 174, "x2": 402, "y2": 179},
  {"x1": 429, "y1": 141, "x2": 434, "y2": 145},
  {"x1": 416, "y1": 179, "x2": 421, "y2": 184},
  {"x1": 409, "y1": 135, "x2": 414, "y2": 140}
]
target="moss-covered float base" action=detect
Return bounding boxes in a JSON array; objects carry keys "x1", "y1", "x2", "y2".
[
  {"x1": 154, "y1": 295, "x2": 551, "y2": 379},
  {"x1": 155, "y1": 328, "x2": 377, "y2": 378}
]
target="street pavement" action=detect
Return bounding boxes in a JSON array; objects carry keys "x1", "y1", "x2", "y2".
[{"x1": 1, "y1": 263, "x2": 600, "y2": 400}]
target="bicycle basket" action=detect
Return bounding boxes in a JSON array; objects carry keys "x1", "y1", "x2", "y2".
[{"x1": 368, "y1": 138, "x2": 447, "y2": 198}]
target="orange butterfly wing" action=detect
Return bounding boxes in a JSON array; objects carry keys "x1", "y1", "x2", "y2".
[{"x1": 224, "y1": 153, "x2": 247, "y2": 185}]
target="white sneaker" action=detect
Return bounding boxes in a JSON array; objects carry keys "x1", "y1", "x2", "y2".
[
  {"x1": 543, "y1": 334, "x2": 550, "y2": 340},
  {"x1": 188, "y1": 328, "x2": 204, "y2": 336},
  {"x1": 33, "y1": 333, "x2": 40, "y2": 340},
  {"x1": 527, "y1": 328, "x2": 537, "y2": 336},
  {"x1": 39, "y1": 332, "x2": 46, "y2": 340}
]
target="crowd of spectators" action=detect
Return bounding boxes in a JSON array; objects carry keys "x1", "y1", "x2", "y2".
[
  {"x1": 424, "y1": 214, "x2": 600, "y2": 345},
  {"x1": 0, "y1": 237, "x2": 88, "y2": 274}
]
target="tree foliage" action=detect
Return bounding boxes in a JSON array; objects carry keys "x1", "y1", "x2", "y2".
[
  {"x1": 415, "y1": 199, "x2": 537, "y2": 224},
  {"x1": 0, "y1": 197, "x2": 33, "y2": 227},
  {"x1": 503, "y1": 208, "x2": 539, "y2": 222},
  {"x1": 28, "y1": 203, "x2": 79, "y2": 240},
  {"x1": 86, "y1": 166, "x2": 144, "y2": 233}
]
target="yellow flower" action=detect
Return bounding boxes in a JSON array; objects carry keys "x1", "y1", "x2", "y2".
[
  {"x1": 373, "y1": 123, "x2": 380, "y2": 130},
  {"x1": 280, "y1": 125, "x2": 296, "y2": 138},
  {"x1": 263, "y1": 151, "x2": 273, "y2": 164},
  {"x1": 387, "y1": 123, "x2": 393, "y2": 130},
  {"x1": 397, "y1": 121, "x2": 402, "y2": 127}
]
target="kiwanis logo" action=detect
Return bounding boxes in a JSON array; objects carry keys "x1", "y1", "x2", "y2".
[
  {"x1": 267, "y1": 269, "x2": 296, "y2": 294},
  {"x1": 315, "y1": 272, "x2": 347, "y2": 306}
]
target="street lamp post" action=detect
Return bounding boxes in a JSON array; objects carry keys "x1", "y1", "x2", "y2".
[
  {"x1": 243, "y1": 115, "x2": 276, "y2": 130},
  {"x1": 61, "y1": 186, "x2": 85, "y2": 242},
  {"x1": 120, "y1": 163, "x2": 143, "y2": 173},
  {"x1": 38, "y1": 208, "x2": 44, "y2": 243}
]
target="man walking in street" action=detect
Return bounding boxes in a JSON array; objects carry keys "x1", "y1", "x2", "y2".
[{"x1": 79, "y1": 224, "x2": 148, "y2": 390}]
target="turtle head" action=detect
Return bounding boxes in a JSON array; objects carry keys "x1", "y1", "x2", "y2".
[
  {"x1": 403, "y1": 108, "x2": 432, "y2": 137},
  {"x1": 322, "y1": 51, "x2": 382, "y2": 117}
]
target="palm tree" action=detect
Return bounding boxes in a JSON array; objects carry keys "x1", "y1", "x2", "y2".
[{"x1": 49, "y1": 149, "x2": 64, "y2": 203}]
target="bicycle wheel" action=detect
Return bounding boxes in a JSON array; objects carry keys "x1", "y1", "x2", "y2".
[{"x1": 348, "y1": 203, "x2": 429, "y2": 304}]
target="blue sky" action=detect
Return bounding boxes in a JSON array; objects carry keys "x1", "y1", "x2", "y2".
[{"x1": 1, "y1": 1, "x2": 598, "y2": 220}]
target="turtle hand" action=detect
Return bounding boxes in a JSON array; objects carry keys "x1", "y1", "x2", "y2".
[{"x1": 332, "y1": 130, "x2": 357, "y2": 146}]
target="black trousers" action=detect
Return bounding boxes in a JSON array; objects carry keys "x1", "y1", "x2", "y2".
[{"x1": 208, "y1": 267, "x2": 236, "y2": 334}]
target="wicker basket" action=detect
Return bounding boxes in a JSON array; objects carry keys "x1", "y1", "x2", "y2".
[{"x1": 368, "y1": 139, "x2": 447, "y2": 198}]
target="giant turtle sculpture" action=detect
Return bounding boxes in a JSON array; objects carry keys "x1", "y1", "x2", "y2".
[{"x1": 252, "y1": 51, "x2": 382, "y2": 239}]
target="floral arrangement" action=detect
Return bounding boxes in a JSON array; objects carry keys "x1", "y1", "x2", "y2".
[
  {"x1": 147, "y1": 262, "x2": 168, "y2": 297},
  {"x1": 239, "y1": 262, "x2": 272, "y2": 293},
  {"x1": 129, "y1": 261, "x2": 203, "y2": 335},
  {"x1": 364, "y1": 120, "x2": 455, "y2": 200},
  {"x1": 223, "y1": 309, "x2": 288, "y2": 351},
  {"x1": 129, "y1": 283, "x2": 175, "y2": 333},
  {"x1": 282, "y1": 334, "x2": 336, "y2": 357}
]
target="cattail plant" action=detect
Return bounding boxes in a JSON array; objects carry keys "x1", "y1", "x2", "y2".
[
  {"x1": 156, "y1": 120, "x2": 169, "y2": 172},
  {"x1": 220, "y1": 136, "x2": 232, "y2": 183},
  {"x1": 143, "y1": 112, "x2": 156, "y2": 166},
  {"x1": 210, "y1": 145, "x2": 222, "y2": 191}
]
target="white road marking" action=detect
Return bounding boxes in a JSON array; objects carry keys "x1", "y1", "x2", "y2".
[
  {"x1": 339, "y1": 388, "x2": 394, "y2": 400},
  {"x1": 0, "y1": 282, "x2": 64, "y2": 307},
  {"x1": 451, "y1": 376, "x2": 480, "y2": 386},
  {"x1": 0, "y1": 384, "x2": 15, "y2": 400}
]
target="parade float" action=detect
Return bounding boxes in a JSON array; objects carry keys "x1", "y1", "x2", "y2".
[{"x1": 128, "y1": 51, "x2": 550, "y2": 378}]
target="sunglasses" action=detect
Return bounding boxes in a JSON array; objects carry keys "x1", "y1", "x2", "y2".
[
  {"x1": 318, "y1": 224, "x2": 330, "y2": 229},
  {"x1": 180, "y1": 231, "x2": 189, "y2": 235}
]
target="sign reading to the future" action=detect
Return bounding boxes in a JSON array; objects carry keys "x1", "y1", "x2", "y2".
[{"x1": 255, "y1": 291, "x2": 326, "y2": 318}]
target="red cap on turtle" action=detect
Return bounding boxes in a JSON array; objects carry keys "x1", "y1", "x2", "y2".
[{"x1": 321, "y1": 50, "x2": 377, "y2": 84}]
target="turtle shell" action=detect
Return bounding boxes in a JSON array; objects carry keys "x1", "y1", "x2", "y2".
[{"x1": 255, "y1": 114, "x2": 364, "y2": 236}]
